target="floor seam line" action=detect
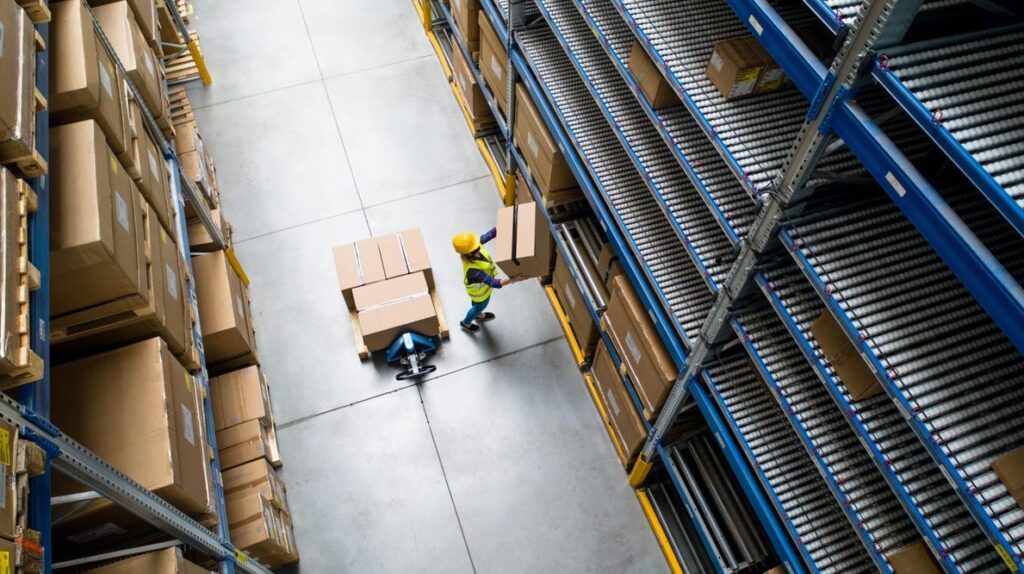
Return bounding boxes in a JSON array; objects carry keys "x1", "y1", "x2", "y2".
[
  {"x1": 319, "y1": 53, "x2": 435, "y2": 82},
  {"x1": 232, "y1": 205, "x2": 369, "y2": 244},
  {"x1": 276, "y1": 383, "x2": 418, "y2": 430},
  {"x1": 417, "y1": 336, "x2": 565, "y2": 386},
  {"x1": 417, "y1": 384, "x2": 479, "y2": 574},
  {"x1": 190, "y1": 78, "x2": 323, "y2": 111},
  {"x1": 362, "y1": 175, "x2": 493, "y2": 210}
]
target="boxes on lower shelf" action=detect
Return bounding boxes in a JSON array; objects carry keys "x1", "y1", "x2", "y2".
[
  {"x1": 193, "y1": 250, "x2": 258, "y2": 371},
  {"x1": 210, "y1": 365, "x2": 272, "y2": 431},
  {"x1": 552, "y1": 254, "x2": 600, "y2": 356},
  {"x1": 450, "y1": 37, "x2": 495, "y2": 131},
  {"x1": 223, "y1": 458, "x2": 289, "y2": 514},
  {"x1": 226, "y1": 490, "x2": 299, "y2": 568},
  {"x1": 83, "y1": 547, "x2": 212, "y2": 574},
  {"x1": 450, "y1": 0, "x2": 480, "y2": 56},
  {"x1": 590, "y1": 336, "x2": 646, "y2": 468},
  {"x1": 513, "y1": 83, "x2": 579, "y2": 201}
]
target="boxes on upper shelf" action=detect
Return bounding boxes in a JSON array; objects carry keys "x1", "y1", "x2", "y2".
[
  {"x1": 450, "y1": 0, "x2": 480, "y2": 56},
  {"x1": 193, "y1": 250, "x2": 257, "y2": 371},
  {"x1": 628, "y1": 40, "x2": 678, "y2": 109},
  {"x1": 513, "y1": 84, "x2": 580, "y2": 203},
  {"x1": 90, "y1": 0, "x2": 160, "y2": 56},
  {"x1": 0, "y1": 0, "x2": 38, "y2": 174},
  {"x1": 451, "y1": 39, "x2": 495, "y2": 131},
  {"x1": 494, "y1": 201, "x2": 553, "y2": 278},
  {"x1": 706, "y1": 36, "x2": 785, "y2": 101},
  {"x1": 590, "y1": 337, "x2": 646, "y2": 467},
  {"x1": 83, "y1": 547, "x2": 212, "y2": 574},
  {"x1": 478, "y1": 10, "x2": 508, "y2": 117},
  {"x1": 92, "y1": 1, "x2": 167, "y2": 127},
  {"x1": 127, "y1": 97, "x2": 175, "y2": 235}
]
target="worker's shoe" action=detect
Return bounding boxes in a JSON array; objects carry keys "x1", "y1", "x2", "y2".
[
  {"x1": 476, "y1": 312, "x2": 496, "y2": 322},
  {"x1": 460, "y1": 321, "x2": 480, "y2": 333}
]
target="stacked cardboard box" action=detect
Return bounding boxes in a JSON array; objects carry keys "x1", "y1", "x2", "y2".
[
  {"x1": 84, "y1": 547, "x2": 212, "y2": 574},
  {"x1": 450, "y1": 38, "x2": 495, "y2": 132},
  {"x1": 450, "y1": 0, "x2": 480, "y2": 56},
  {"x1": 193, "y1": 250, "x2": 258, "y2": 371},
  {"x1": 0, "y1": 0, "x2": 44, "y2": 178},
  {"x1": 223, "y1": 460, "x2": 297, "y2": 567},
  {"x1": 705, "y1": 36, "x2": 786, "y2": 101},
  {"x1": 550, "y1": 242, "x2": 621, "y2": 359},
  {"x1": 512, "y1": 84, "x2": 582, "y2": 207},
  {"x1": 590, "y1": 339, "x2": 647, "y2": 467},
  {"x1": 332, "y1": 228, "x2": 448, "y2": 356},
  {"x1": 478, "y1": 10, "x2": 507, "y2": 117},
  {"x1": 210, "y1": 366, "x2": 279, "y2": 470}
]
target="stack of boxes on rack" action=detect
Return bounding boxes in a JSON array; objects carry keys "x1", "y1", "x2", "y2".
[{"x1": 41, "y1": 0, "x2": 298, "y2": 568}]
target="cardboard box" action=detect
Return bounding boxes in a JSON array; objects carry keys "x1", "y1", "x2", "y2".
[
  {"x1": 174, "y1": 121, "x2": 214, "y2": 197},
  {"x1": 604, "y1": 274, "x2": 677, "y2": 419},
  {"x1": 222, "y1": 458, "x2": 288, "y2": 513},
  {"x1": 91, "y1": 0, "x2": 159, "y2": 53},
  {"x1": 993, "y1": 445, "x2": 1024, "y2": 511},
  {"x1": 217, "y1": 420, "x2": 270, "y2": 470},
  {"x1": 0, "y1": 1, "x2": 34, "y2": 164},
  {"x1": 93, "y1": 2, "x2": 165, "y2": 123},
  {"x1": 51, "y1": 120, "x2": 147, "y2": 317},
  {"x1": 0, "y1": 540, "x2": 16, "y2": 574},
  {"x1": 52, "y1": 338, "x2": 211, "y2": 517},
  {"x1": 513, "y1": 84, "x2": 577, "y2": 195},
  {"x1": 353, "y1": 272, "x2": 439, "y2": 351},
  {"x1": 591, "y1": 337, "x2": 646, "y2": 467},
  {"x1": 552, "y1": 255, "x2": 600, "y2": 355},
  {"x1": 706, "y1": 36, "x2": 784, "y2": 101},
  {"x1": 0, "y1": 421, "x2": 17, "y2": 541},
  {"x1": 628, "y1": 40, "x2": 678, "y2": 109},
  {"x1": 885, "y1": 541, "x2": 941, "y2": 573},
  {"x1": 229, "y1": 493, "x2": 291, "y2": 567},
  {"x1": 376, "y1": 228, "x2": 433, "y2": 287},
  {"x1": 451, "y1": 40, "x2": 494, "y2": 129},
  {"x1": 210, "y1": 366, "x2": 272, "y2": 431},
  {"x1": 811, "y1": 310, "x2": 881, "y2": 400},
  {"x1": 597, "y1": 242, "x2": 624, "y2": 296},
  {"x1": 52, "y1": 0, "x2": 131, "y2": 155},
  {"x1": 131, "y1": 100, "x2": 174, "y2": 235},
  {"x1": 274, "y1": 509, "x2": 300, "y2": 566},
  {"x1": 332, "y1": 239, "x2": 386, "y2": 309},
  {"x1": 494, "y1": 202, "x2": 553, "y2": 278},
  {"x1": 85, "y1": 547, "x2": 211, "y2": 573},
  {"x1": 193, "y1": 251, "x2": 257, "y2": 369},
  {"x1": 450, "y1": 0, "x2": 480, "y2": 55},
  {"x1": 189, "y1": 209, "x2": 233, "y2": 253},
  {"x1": 763, "y1": 568, "x2": 786, "y2": 574},
  {"x1": 478, "y1": 10, "x2": 508, "y2": 117}
]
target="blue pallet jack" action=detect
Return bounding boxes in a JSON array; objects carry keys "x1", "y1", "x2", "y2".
[{"x1": 386, "y1": 331, "x2": 438, "y2": 380}]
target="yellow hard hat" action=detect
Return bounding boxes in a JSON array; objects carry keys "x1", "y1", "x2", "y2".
[{"x1": 452, "y1": 232, "x2": 481, "y2": 255}]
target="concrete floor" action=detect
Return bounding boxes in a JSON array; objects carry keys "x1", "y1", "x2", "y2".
[{"x1": 187, "y1": 1, "x2": 667, "y2": 572}]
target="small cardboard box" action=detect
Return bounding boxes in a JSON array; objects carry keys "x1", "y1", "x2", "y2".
[
  {"x1": 0, "y1": 1, "x2": 34, "y2": 165},
  {"x1": 885, "y1": 541, "x2": 941, "y2": 573},
  {"x1": 552, "y1": 254, "x2": 600, "y2": 355},
  {"x1": 52, "y1": 0, "x2": 131, "y2": 154},
  {"x1": 210, "y1": 366, "x2": 272, "y2": 431},
  {"x1": 222, "y1": 458, "x2": 288, "y2": 513},
  {"x1": 478, "y1": 10, "x2": 508, "y2": 117},
  {"x1": 494, "y1": 202, "x2": 553, "y2": 278},
  {"x1": 51, "y1": 120, "x2": 147, "y2": 318},
  {"x1": 93, "y1": 2, "x2": 165, "y2": 123},
  {"x1": 332, "y1": 239, "x2": 386, "y2": 309},
  {"x1": 353, "y1": 272, "x2": 439, "y2": 351},
  {"x1": 450, "y1": 0, "x2": 481, "y2": 55},
  {"x1": 811, "y1": 310, "x2": 881, "y2": 401},
  {"x1": 706, "y1": 36, "x2": 783, "y2": 101},
  {"x1": 992, "y1": 446, "x2": 1024, "y2": 511},
  {"x1": 451, "y1": 40, "x2": 494, "y2": 128},
  {"x1": 376, "y1": 228, "x2": 434, "y2": 287},
  {"x1": 83, "y1": 547, "x2": 211, "y2": 574},
  {"x1": 591, "y1": 336, "x2": 646, "y2": 467},
  {"x1": 513, "y1": 84, "x2": 577, "y2": 195},
  {"x1": 217, "y1": 420, "x2": 270, "y2": 470},
  {"x1": 604, "y1": 274, "x2": 677, "y2": 419},
  {"x1": 193, "y1": 251, "x2": 257, "y2": 369},
  {"x1": 628, "y1": 40, "x2": 678, "y2": 109}
]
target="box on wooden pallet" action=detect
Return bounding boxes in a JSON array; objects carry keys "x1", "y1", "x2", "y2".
[
  {"x1": 513, "y1": 84, "x2": 578, "y2": 200},
  {"x1": 628, "y1": 40, "x2": 678, "y2": 109},
  {"x1": 552, "y1": 254, "x2": 600, "y2": 356},
  {"x1": 222, "y1": 458, "x2": 288, "y2": 513},
  {"x1": 193, "y1": 250, "x2": 258, "y2": 371},
  {"x1": 706, "y1": 36, "x2": 785, "y2": 101},
  {"x1": 92, "y1": 1, "x2": 166, "y2": 126},
  {"x1": 450, "y1": 40, "x2": 494, "y2": 131},
  {"x1": 51, "y1": 0, "x2": 131, "y2": 155},
  {"x1": 450, "y1": 0, "x2": 480, "y2": 55},
  {"x1": 478, "y1": 10, "x2": 508, "y2": 117},
  {"x1": 494, "y1": 202, "x2": 553, "y2": 278},
  {"x1": 332, "y1": 228, "x2": 433, "y2": 309},
  {"x1": 83, "y1": 547, "x2": 212, "y2": 574},
  {"x1": 0, "y1": 168, "x2": 40, "y2": 387},
  {"x1": 352, "y1": 272, "x2": 440, "y2": 352},
  {"x1": 603, "y1": 274, "x2": 677, "y2": 420},
  {"x1": 52, "y1": 338, "x2": 211, "y2": 546},
  {"x1": 0, "y1": 0, "x2": 40, "y2": 177},
  {"x1": 590, "y1": 335, "x2": 646, "y2": 468}
]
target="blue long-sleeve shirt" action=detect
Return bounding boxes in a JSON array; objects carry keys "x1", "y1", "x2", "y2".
[{"x1": 466, "y1": 228, "x2": 501, "y2": 289}]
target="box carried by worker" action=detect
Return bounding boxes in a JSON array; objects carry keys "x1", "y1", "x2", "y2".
[{"x1": 494, "y1": 201, "x2": 554, "y2": 279}]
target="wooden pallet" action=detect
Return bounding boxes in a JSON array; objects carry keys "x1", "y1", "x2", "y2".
[
  {"x1": 0, "y1": 39, "x2": 48, "y2": 180},
  {"x1": 167, "y1": 85, "x2": 195, "y2": 126},
  {"x1": 15, "y1": 0, "x2": 49, "y2": 24},
  {"x1": 165, "y1": 31, "x2": 203, "y2": 84},
  {"x1": 0, "y1": 182, "x2": 42, "y2": 389}
]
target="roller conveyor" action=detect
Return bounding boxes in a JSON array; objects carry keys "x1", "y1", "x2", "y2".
[
  {"x1": 704, "y1": 351, "x2": 872, "y2": 573},
  {"x1": 534, "y1": 0, "x2": 737, "y2": 289},
  {"x1": 515, "y1": 23, "x2": 713, "y2": 341},
  {"x1": 806, "y1": 0, "x2": 970, "y2": 34},
  {"x1": 873, "y1": 25, "x2": 1024, "y2": 238},
  {"x1": 780, "y1": 183, "x2": 1024, "y2": 565},
  {"x1": 759, "y1": 257, "x2": 1006, "y2": 573},
  {"x1": 732, "y1": 302, "x2": 920, "y2": 572}
]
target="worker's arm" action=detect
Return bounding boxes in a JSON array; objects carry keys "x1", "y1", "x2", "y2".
[
  {"x1": 480, "y1": 228, "x2": 497, "y2": 244},
  {"x1": 467, "y1": 268, "x2": 505, "y2": 289}
]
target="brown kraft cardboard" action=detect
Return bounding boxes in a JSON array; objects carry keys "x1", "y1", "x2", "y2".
[
  {"x1": 811, "y1": 310, "x2": 882, "y2": 400},
  {"x1": 591, "y1": 335, "x2": 646, "y2": 467},
  {"x1": 494, "y1": 202, "x2": 553, "y2": 278}
]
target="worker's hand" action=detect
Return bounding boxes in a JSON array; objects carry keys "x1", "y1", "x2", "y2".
[{"x1": 500, "y1": 277, "x2": 512, "y2": 287}]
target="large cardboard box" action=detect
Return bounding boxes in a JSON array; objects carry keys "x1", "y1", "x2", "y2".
[
  {"x1": 52, "y1": 0, "x2": 131, "y2": 155},
  {"x1": 706, "y1": 36, "x2": 784, "y2": 101},
  {"x1": 451, "y1": 42, "x2": 494, "y2": 129},
  {"x1": 992, "y1": 445, "x2": 1024, "y2": 511},
  {"x1": 51, "y1": 120, "x2": 147, "y2": 318},
  {"x1": 193, "y1": 250, "x2": 257, "y2": 369},
  {"x1": 604, "y1": 274, "x2": 677, "y2": 419},
  {"x1": 52, "y1": 338, "x2": 211, "y2": 525},
  {"x1": 628, "y1": 40, "x2": 678, "y2": 109},
  {"x1": 0, "y1": 1, "x2": 34, "y2": 164},
  {"x1": 84, "y1": 547, "x2": 211, "y2": 574},
  {"x1": 91, "y1": 0, "x2": 159, "y2": 53},
  {"x1": 0, "y1": 540, "x2": 16, "y2": 574},
  {"x1": 93, "y1": 2, "x2": 165, "y2": 124},
  {"x1": 513, "y1": 84, "x2": 577, "y2": 195},
  {"x1": 596, "y1": 242, "x2": 624, "y2": 296},
  {"x1": 353, "y1": 272, "x2": 439, "y2": 351},
  {"x1": 591, "y1": 337, "x2": 646, "y2": 467},
  {"x1": 885, "y1": 541, "x2": 941, "y2": 573},
  {"x1": 552, "y1": 255, "x2": 599, "y2": 355},
  {"x1": 450, "y1": 0, "x2": 480, "y2": 55},
  {"x1": 217, "y1": 420, "x2": 270, "y2": 470},
  {"x1": 494, "y1": 202, "x2": 553, "y2": 278},
  {"x1": 478, "y1": 10, "x2": 508, "y2": 117},
  {"x1": 811, "y1": 310, "x2": 881, "y2": 400},
  {"x1": 222, "y1": 458, "x2": 288, "y2": 513},
  {"x1": 229, "y1": 492, "x2": 291, "y2": 567},
  {"x1": 210, "y1": 366, "x2": 272, "y2": 431},
  {"x1": 130, "y1": 99, "x2": 174, "y2": 235}
]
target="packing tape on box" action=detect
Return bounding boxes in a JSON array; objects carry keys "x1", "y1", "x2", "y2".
[
  {"x1": 511, "y1": 203, "x2": 520, "y2": 265},
  {"x1": 396, "y1": 233, "x2": 412, "y2": 272},
  {"x1": 353, "y1": 242, "x2": 366, "y2": 284},
  {"x1": 357, "y1": 291, "x2": 430, "y2": 313}
]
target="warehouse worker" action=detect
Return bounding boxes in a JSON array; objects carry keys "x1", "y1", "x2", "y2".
[{"x1": 452, "y1": 229, "x2": 520, "y2": 333}]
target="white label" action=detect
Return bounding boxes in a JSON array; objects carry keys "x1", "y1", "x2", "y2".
[
  {"x1": 527, "y1": 131, "x2": 540, "y2": 158},
  {"x1": 67, "y1": 523, "x2": 127, "y2": 545},
  {"x1": 885, "y1": 172, "x2": 907, "y2": 197},
  {"x1": 99, "y1": 62, "x2": 113, "y2": 98},
  {"x1": 605, "y1": 388, "x2": 621, "y2": 417},
  {"x1": 748, "y1": 14, "x2": 764, "y2": 35},
  {"x1": 625, "y1": 331, "x2": 643, "y2": 364},
  {"x1": 181, "y1": 404, "x2": 195, "y2": 446},
  {"x1": 115, "y1": 193, "x2": 130, "y2": 231},
  {"x1": 148, "y1": 148, "x2": 159, "y2": 178},
  {"x1": 0, "y1": 23, "x2": 5, "y2": 58},
  {"x1": 0, "y1": 464, "x2": 7, "y2": 511},
  {"x1": 710, "y1": 51, "x2": 725, "y2": 73},
  {"x1": 236, "y1": 294, "x2": 245, "y2": 319},
  {"x1": 730, "y1": 78, "x2": 758, "y2": 98},
  {"x1": 165, "y1": 264, "x2": 179, "y2": 300},
  {"x1": 563, "y1": 282, "x2": 576, "y2": 309},
  {"x1": 761, "y1": 68, "x2": 784, "y2": 83},
  {"x1": 455, "y1": 68, "x2": 468, "y2": 93},
  {"x1": 490, "y1": 54, "x2": 502, "y2": 80},
  {"x1": 145, "y1": 50, "x2": 155, "y2": 76}
]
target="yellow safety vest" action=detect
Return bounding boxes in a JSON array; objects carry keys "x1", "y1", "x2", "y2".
[{"x1": 463, "y1": 247, "x2": 497, "y2": 303}]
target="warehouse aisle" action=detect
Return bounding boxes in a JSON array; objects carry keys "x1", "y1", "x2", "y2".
[{"x1": 186, "y1": 0, "x2": 667, "y2": 572}]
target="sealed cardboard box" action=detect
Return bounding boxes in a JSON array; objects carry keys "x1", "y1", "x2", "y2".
[
  {"x1": 274, "y1": 509, "x2": 300, "y2": 566},
  {"x1": 217, "y1": 420, "x2": 270, "y2": 470},
  {"x1": 189, "y1": 209, "x2": 233, "y2": 253},
  {"x1": 591, "y1": 336, "x2": 646, "y2": 467},
  {"x1": 91, "y1": 0, "x2": 159, "y2": 53},
  {"x1": 174, "y1": 121, "x2": 214, "y2": 197},
  {"x1": 552, "y1": 255, "x2": 600, "y2": 354},
  {"x1": 51, "y1": 120, "x2": 146, "y2": 318},
  {"x1": 332, "y1": 239, "x2": 386, "y2": 309},
  {"x1": 494, "y1": 202, "x2": 553, "y2": 278},
  {"x1": 0, "y1": 540, "x2": 15, "y2": 574},
  {"x1": 811, "y1": 310, "x2": 881, "y2": 400},
  {"x1": 628, "y1": 40, "x2": 678, "y2": 109},
  {"x1": 52, "y1": 338, "x2": 211, "y2": 522},
  {"x1": 478, "y1": 10, "x2": 508, "y2": 117},
  {"x1": 84, "y1": 547, "x2": 211, "y2": 573},
  {"x1": 93, "y1": 2, "x2": 164, "y2": 123},
  {"x1": 0, "y1": 1, "x2": 35, "y2": 165},
  {"x1": 450, "y1": 0, "x2": 480, "y2": 55},
  {"x1": 52, "y1": 0, "x2": 131, "y2": 154},
  {"x1": 193, "y1": 251, "x2": 257, "y2": 369},
  {"x1": 451, "y1": 42, "x2": 494, "y2": 129},
  {"x1": 513, "y1": 84, "x2": 577, "y2": 195},
  {"x1": 229, "y1": 493, "x2": 290, "y2": 567},
  {"x1": 210, "y1": 366, "x2": 272, "y2": 431},
  {"x1": 223, "y1": 458, "x2": 288, "y2": 512},
  {"x1": 353, "y1": 272, "x2": 440, "y2": 351},
  {"x1": 706, "y1": 36, "x2": 784, "y2": 101},
  {"x1": 596, "y1": 242, "x2": 623, "y2": 296},
  {"x1": 992, "y1": 445, "x2": 1024, "y2": 510},
  {"x1": 885, "y1": 541, "x2": 941, "y2": 573},
  {"x1": 604, "y1": 274, "x2": 677, "y2": 419},
  {"x1": 131, "y1": 100, "x2": 174, "y2": 234},
  {"x1": 0, "y1": 420, "x2": 17, "y2": 541},
  {"x1": 376, "y1": 228, "x2": 433, "y2": 287}
]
